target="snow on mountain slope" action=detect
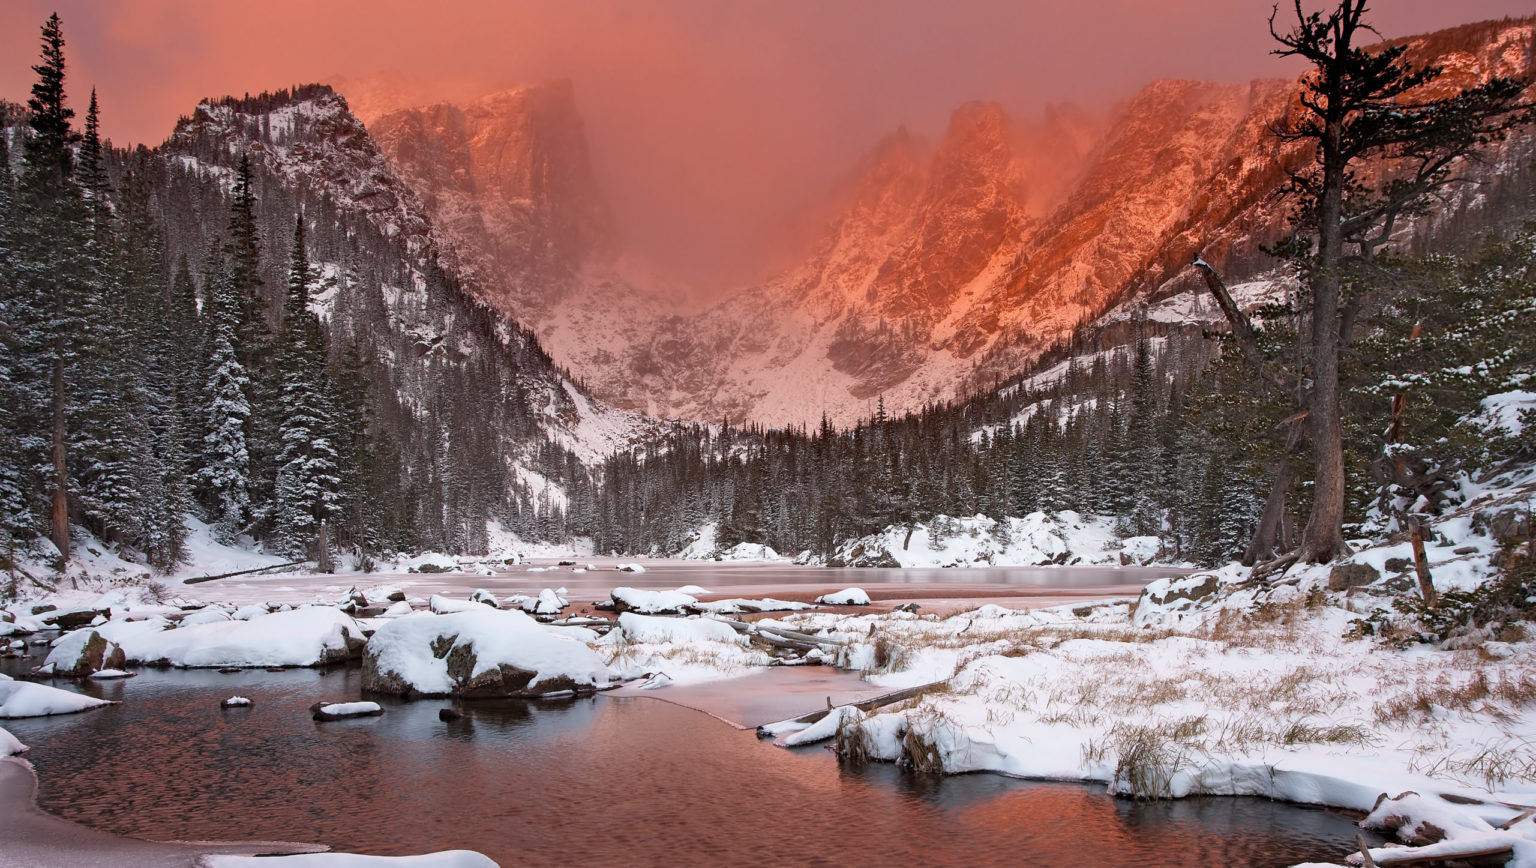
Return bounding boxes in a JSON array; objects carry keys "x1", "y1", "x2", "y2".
[{"x1": 164, "y1": 87, "x2": 661, "y2": 480}]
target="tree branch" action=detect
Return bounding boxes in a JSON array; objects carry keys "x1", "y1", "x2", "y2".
[{"x1": 1191, "y1": 258, "x2": 1296, "y2": 394}]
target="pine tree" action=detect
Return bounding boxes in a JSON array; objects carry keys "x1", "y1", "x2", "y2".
[
  {"x1": 270, "y1": 216, "x2": 342, "y2": 569},
  {"x1": 197, "y1": 265, "x2": 253, "y2": 544}
]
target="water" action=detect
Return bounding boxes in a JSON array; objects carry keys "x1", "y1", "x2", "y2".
[{"x1": 3, "y1": 667, "x2": 1365, "y2": 867}]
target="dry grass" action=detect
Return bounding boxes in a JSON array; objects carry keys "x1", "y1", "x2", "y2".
[
  {"x1": 1413, "y1": 740, "x2": 1536, "y2": 789},
  {"x1": 1377, "y1": 670, "x2": 1536, "y2": 724}
]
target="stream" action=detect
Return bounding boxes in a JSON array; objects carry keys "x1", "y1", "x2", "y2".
[{"x1": 1, "y1": 665, "x2": 1366, "y2": 867}]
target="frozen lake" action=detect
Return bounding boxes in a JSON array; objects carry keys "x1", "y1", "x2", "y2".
[{"x1": 184, "y1": 559, "x2": 1190, "y2": 610}]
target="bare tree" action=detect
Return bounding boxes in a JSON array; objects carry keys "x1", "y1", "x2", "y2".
[{"x1": 1196, "y1": 0, "x2": 1532, "y2": 566}]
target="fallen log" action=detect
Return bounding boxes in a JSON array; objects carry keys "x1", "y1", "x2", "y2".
[{"x1": 184, "y1": 560, "x2": 309, "y2": 585}]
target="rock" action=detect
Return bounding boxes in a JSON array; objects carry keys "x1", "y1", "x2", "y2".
[
  {"x1": 41, "y1": 629, "x2": 127, "y2": 677},
  {"x1": 1328, "y1": 562, "x2": 1381, "y2": 592},
  {"x1": 1452, "y1": 545, "x2": 1478, "y2": 555},
  {"x1": 312, "y1": 701, "x2": 383, "y2": 721},
  {"x1": 468, "y1": 589, "x2": 500, "y2": 608},
  {"x1": 438, "y1": 708, "x2": 462, "y2": 721},
  {"x1": 1384, "y1": 557, "x2": 1412, "y2": 573},
  {"x1": 46, "y1": 608, "x2": 110, "y2": 630},
  {"x1": 894, "y1": 603, "x2": 921, "y2": 613},
  {"x1": 221, "y1": 696, "x2": 253, "y2": 709},
  {"x1": 386, "y1": 590, "x2": 406, "y2": 603},
  {"x1": 29, "y1": 604, "x2": 56, "y2": 616},
  {"x1": 362, "y1": 609, "x2": 610, "y2": 699},
  {"x1": 1477, "y1": 507, "x2": 1533, "y2": 542}
]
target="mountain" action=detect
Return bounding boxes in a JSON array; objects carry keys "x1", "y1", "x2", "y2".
[
  {"x1": 147, "y1": 86, "x2": 657, "y2": 548},
  {"x1": 347, "y1": 16, "x2": 1536, "y2": 428},
  {"x1": 366, "y1": 81, "x2": 617, "y2": 319}
]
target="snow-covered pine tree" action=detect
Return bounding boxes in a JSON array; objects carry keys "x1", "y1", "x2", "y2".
[
  {"x1": 270, "y1": 216, "x2": 342, "y2": 570},
  {"x1": 196, "y1": 263, "x2": 252, "y2": 544}
]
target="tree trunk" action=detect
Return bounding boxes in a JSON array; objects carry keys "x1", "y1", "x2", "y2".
[
  {"x1": 316, "y1": 521, "x2": 331, "y2": 573},
  {"x1": 1298, "y1": 77, "x2": 1351, "y2": 565},
  {"x1": 49, "y1": 341, "x2": 69, "y2": 564},
  {"x1": 1243, "y1": 455, "x2": 1293, "y2": 566}
]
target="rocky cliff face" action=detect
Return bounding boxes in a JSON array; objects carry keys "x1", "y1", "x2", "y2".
[
  {"x1": 367, "y1": 81, "x2": 616, "y2": 317},
  {"x1": 347, "y1": 16, "x2": 1536, "y2": 429},
  {"x1": 163, "y1": 87, "x2": 656, "y2": 468}
]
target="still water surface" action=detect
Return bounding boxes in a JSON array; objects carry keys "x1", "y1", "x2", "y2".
[{"x1": 2, "y1": 667, "x2": 1363, "y2": 867}]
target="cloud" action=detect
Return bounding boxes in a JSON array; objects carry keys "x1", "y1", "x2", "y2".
[{"x1": 2, "y1": 0, "x2": 1529, "y2": 291}]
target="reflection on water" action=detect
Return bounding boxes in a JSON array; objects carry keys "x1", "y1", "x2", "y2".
[{"x1": 3, "y1": 668, "x2": 1358, "y2": 867}]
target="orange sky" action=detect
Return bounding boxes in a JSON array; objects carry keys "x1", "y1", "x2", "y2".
[{"x1": 3, "y1": 1, "x2": 1531, "y2": 290}]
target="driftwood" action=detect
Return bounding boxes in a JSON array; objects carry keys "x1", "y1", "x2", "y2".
[
  {"x1": 184, "y1": 560, "x2": 308, "y2": 585},
  {"x1": 759, "y1": 681, "x2": 946, "y2": 736},
  {"x1": 1350, "y1": 842, "x2": 1515, "y2": 866},
  {"x1": 709, "y1": 618, "x2": 847, "y2": 650},
  {"x1": 1356, "y1": 834, "x2": 1378, "y2": 868}
]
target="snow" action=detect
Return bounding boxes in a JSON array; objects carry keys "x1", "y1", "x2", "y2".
[
  {"x1": 315, "y1": 701, "x2": 382, "y2": 718},
  {"x1": 610, "y1": 587, "x2": 697, "y2": 614},
  {"x1": 815, "y1": 588, "x2": 871, "y2": 606},
  {"x1": 87, "y1": 669, "x2": 133, "y2": 680},
  {"x1": 429, "y1": 595, "x2": 496, "y2": 614},
  {"x1": 0, "y1": 725, "x2": 26, "y2": 755},
  {"x1": 808, "y1": 512, "x2": 1128, "y2": 568},
  {"x1": 0, "y1": 680, "x2": 113, "y2": 718},
  {"x1": 364, "y1": 609, "x2": 610, "y2": 697},
  {"x1": 95, "y1": 607, "x2": 365, "y2": 668},
  {"x1": 1467, "y1": 389, "x2": 1536, "y2": 438},
  {"x1": 520, "y1": 588, "x2": 567, "y2": 615},
  {"x1": 613, "y1": 613, "x2": 746, "y2": 646},
  {"x1": 223, "y1": 696, "x2": 252, "y2": 707},
  {"x1": 207, "y1": 851, "x2": 498, "y2": 867}
]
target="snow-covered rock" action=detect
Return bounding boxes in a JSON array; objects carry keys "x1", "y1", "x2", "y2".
[
  {"x1": 42, "y1": 629, "x2": 127, "y2": 677},
  {"x1": 313, "y1": 701, "x2": 383, "y2": 720},
  {"x1": 0, "y1": 680, "x2": 113, "y2": 718},
  {"x1": 608, "y1": 587, "x2": 697, "y2": 614},
  {"x1": 363, "y1": 609, "x2": 610, "y2": 698},
  {"x1": 816, "y1": 588, "x2": 872, "y2": 606},
  {"x1": 96, "y1": 607, "x2": 366, "y2": 669},
  {"x1": 520, "y1": 588, "x2": 567, "y2": 616}
]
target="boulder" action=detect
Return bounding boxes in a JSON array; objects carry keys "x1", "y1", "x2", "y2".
[
  {"x1": 1328, "y1": 562, "x2": 1381, "y2": 591},
  {"x1": 362, "y1": 609, "x2": 610, "y2": 699},
  {"x1": 42, "y1": 629, "x2": 126, "y2": 677},
  {"x1": 44, "y1": 607, "x2": 109, "y2": 630}
]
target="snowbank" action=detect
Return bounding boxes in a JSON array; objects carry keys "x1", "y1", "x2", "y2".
[
  {"x1": 614, "y1": 613, "x2": 746, "y2": 646},
  {"x1": 0, "y1": 725, "x2": 25, "y2": 755},
  {"x1": 363, "y1": 609, "x2": 610, "y2": 698},
  {"x1": 95, "y1": 607, "x2": 365, "y2": 668},
  {"x1": 0, "y1": 679, "x2": 113, "y2": 718}
]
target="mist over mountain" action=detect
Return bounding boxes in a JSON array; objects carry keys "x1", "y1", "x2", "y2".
[{"x1": 344, "y1": 16, "x2": 1536, "y2": 427}]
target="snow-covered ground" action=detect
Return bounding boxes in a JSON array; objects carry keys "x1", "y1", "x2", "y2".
[{"x1": 807, "y1": 511, "x2": 1153, "y2": 568}]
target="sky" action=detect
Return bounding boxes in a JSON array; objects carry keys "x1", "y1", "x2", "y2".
[{"x1": 2, "y1": 0, "x2": 1532, "y2": 290}]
